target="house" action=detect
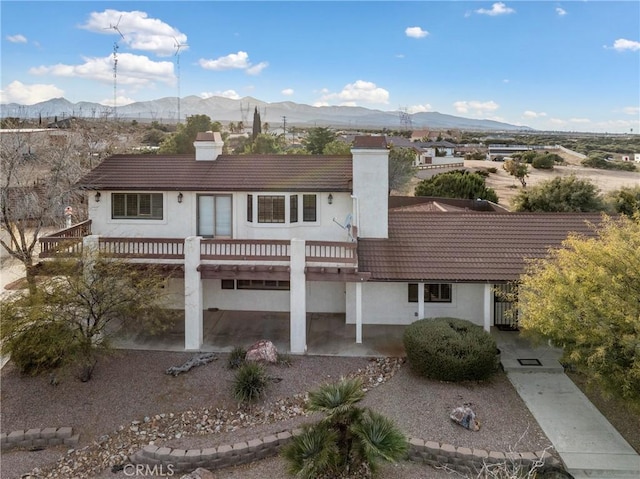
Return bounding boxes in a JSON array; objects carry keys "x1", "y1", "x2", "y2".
[{"x1": 40, "y1": 133, "x2": 603, "y2": 353}]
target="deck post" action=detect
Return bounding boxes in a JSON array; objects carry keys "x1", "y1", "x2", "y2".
[
  {"x1": 290, "y1": 239, "x2": 307, "y2": 354},
  {"x1": 184, "y1": 236, "x2": 203, "y2": 350},
  {"x1": 484, "y1": 283, "x2": 492, "y2": 332},
  {"x1": 355, "y1": 281, "x2": 362, "y2": 343}
]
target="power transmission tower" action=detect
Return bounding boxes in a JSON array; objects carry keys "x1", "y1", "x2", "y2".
[{"x1": 174, "y1": 37, "x2": 188, "y2": 124}]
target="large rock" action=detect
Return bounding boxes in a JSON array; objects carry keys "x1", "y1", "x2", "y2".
[
  {"x1": 450, "y1": 406, "x2": 481, "y2": 431},
  {"x1": 180, "y1": 468, "x2": 215, "y2": 479},
  {"x1": 245, "y1": 339, "x2": 278, "y2": 363}
]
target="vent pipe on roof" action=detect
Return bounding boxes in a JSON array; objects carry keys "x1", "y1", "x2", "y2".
[{"x1": 194, "y1": 131, "x2": 223, "y2": 161}]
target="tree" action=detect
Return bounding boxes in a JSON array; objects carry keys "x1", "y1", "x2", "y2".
[
  {"x1": 303, "y1": 127, "x2": 337, "y2": 154},
  {"x1": 605, "y1": 185, "x2": 640, "y2": 216},
  {"x1": 414, "y1": 170, "x2": 499, "y2": 203},
  {"x1": 245, "y1": 133, "x2": 285, "y2": 154},
  {"x1": 323, "y1": 139, "x2": 351, "y2": 155},
  {"x1": 512, "y1": 215, "x2": 640, "y2": 409},
  {"x1": 388, "y1": 147, "x2": 418, "y2": 193},
  {"x1": 282, "y1": 377, "x2": 407, "y2": 478},
  {"x1": 252, "y1": 107, "x2": 262, "y2": 140},
  {"x1": 158, "y1": 114, "x2": 218, "y2": 154},
  {"x1": 1, "y1": 128, "x2": 89, "y2": 294},
  {"x1": 0, "y1": 258, "x2": 173, "y2": 381},
  {"x1": 511, "y1": 175, "x2": 605, "y2": 212},
  {"x1": 503, "y1": 159, "x2": 529, "y2": 187}
]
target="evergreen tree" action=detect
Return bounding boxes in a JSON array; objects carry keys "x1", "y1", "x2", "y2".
[{"x1": 252, "y1": 107, "x2": 262, "y2": 140}]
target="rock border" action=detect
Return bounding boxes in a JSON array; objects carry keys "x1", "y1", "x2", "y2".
[
  {"x1": 1, "y1": 428, "x2": 79, "y2": 451},
  {"x1": 130, "y1": 429, "x2": 561, "y2": 474}
]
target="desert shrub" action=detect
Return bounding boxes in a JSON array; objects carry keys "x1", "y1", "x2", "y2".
[
  {"x1": 276, "y1": 352, "x2": 293, "y2": 367},
  {"x1": 403, "y1": 317, "x2": 498, "y2": 381},
  {"x1": 232, "y1": 362, "x2": 268, "y2": 402},
  {"x1": 486, "y1": 167, "x2": 498, "y2": 174},
  {"x1": 532, "y1": 154, "x2": 555, "y2": 169},
  {"x1": 227, "y1": 346, "x2": 247, "y2": 369},
  {"x1": 9, "y1": 322, "x2": 77, "y2": 376}
]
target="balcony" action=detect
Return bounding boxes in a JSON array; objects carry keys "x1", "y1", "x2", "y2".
[{"x1": 39, "y1": 228, "x2": 357, "y2": 267}]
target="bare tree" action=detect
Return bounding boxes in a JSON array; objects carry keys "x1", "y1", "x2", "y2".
[{"x1": 0, "y1": 126, "x2": 89, "y2": 293}]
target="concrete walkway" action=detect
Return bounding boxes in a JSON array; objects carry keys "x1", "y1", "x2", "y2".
[{"x1": 494, "y1": 331, "x2": 640, "y2": 478}]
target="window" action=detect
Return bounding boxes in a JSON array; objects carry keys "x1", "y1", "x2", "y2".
[
  {"x1": 112, "y1": 193, "x2": 163, "y2": 219},
  {"x1": 257, "y1": 196, "x2": 285, "y2": 223},
  {"x1": 247, "y1": 194, "x2": 253, "y2": 222},
  {"x1": 290, "y1": 195, "x2": 298, "y2": 223},
  {"x1": 237, "y1": 279, "x2": 290, "y2": 290},
  {"x1": 221, "y1": 279, "x2": 235, "y2": 290},
  {"x1": 408, "y1": 283, "x2": 452, "y2": 303},
  {"x1": 303, "y1": 194, "x2": 317, "y2": 222}
]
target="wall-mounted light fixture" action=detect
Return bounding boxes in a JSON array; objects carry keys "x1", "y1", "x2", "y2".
[
  {"x1": 328, "y1": 193, "x2": 333, "y2": 205},
  {"x1": 177, "y1": 192, "x2": 183, "y2": 203},
  {"x1": 94, "y1": 192, "x2": 101, "y2": 202}
]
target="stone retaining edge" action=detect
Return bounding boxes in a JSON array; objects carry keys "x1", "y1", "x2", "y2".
[
  {"x1": 130, "y1": 430, "x2": 561, "y2": 474},
  {"x1": 0, "y1": 427, "x2": 80, "y2": 451}
]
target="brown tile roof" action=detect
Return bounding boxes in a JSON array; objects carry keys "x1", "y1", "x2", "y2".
[
  {"x1": 389, "y1": 196, "x2": 509, "y2": 213},
  {"x1": 358, "y1": 211, "x2": 604, "y2": 282},
  {"x1": 77, "y1": 154, "x2": 352, "y2": 192}
]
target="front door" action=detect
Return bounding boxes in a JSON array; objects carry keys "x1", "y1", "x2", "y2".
[
  {"x1": 493, "y1": 283, "x2": 518, "y2": 330},
  {"x1": 198, "y1": 194, "x2": 232, "y2": 238}
]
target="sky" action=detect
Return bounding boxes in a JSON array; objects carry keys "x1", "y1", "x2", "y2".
[{"x1": 1, "y1": 0, "x2": 639, "y2": 133}]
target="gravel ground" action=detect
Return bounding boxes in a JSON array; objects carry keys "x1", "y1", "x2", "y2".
[{"x1": 1, "y1": 350, "x2": 553, "y2": 479}]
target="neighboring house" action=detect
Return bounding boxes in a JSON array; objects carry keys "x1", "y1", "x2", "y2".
[{"x1": 40, "y1": 133, "x2": 602, "y2": 353}]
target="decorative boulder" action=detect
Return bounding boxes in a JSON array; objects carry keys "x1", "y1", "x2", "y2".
[
  {"x1": 245, "y1": 339, "x2": 278, "y2": 364},
  {"x1": 180, "y1": 468, "x2": 215, "y2": 479},
  {"x1": 450, "y1": 406, "x2": 481, "y2": 431}
]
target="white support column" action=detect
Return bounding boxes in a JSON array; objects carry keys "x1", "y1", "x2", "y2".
[
  {"x1": 290, "y1": 239, "x2": 307, "y2": 354},
  {"x1": 483, "y1": 283, "x2": 492, "y2": 332},
  {"x1": 355, "y1": 281, "x2": 363, "y2": 343},
  {"x1": 418, "y1": 283, "x2": 425, "y2": 320},
  {"x1": 184, "y1": 236, "x2": 203, "y2": 351}
]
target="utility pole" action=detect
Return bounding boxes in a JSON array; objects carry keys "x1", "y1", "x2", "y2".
[{"x1": 282, "y1": 116, "x2": 287, "y2": 136}]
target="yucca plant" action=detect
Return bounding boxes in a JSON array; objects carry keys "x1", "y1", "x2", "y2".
[
  {"x1": 232, "y1": 362, "x2": 268, "y2": 403},
  {"x1": 283, "y1": 377, "x2": 407, "y2": 478},
  {"x1": 227, "y1": 345, "x2": 247, "y2": 369}
]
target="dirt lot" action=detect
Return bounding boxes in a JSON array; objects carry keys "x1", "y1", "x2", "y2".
[{"x1": 465, "y1": 159, "x2": 640, "y2": 209}]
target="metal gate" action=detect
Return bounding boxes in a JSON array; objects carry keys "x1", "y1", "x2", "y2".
[{"x1": 493, "y1": 283, "x2": 519, "y2": 330}]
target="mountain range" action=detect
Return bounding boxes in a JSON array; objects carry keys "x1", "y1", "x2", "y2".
[{"x1": 1, "y1": 96, "x2": 533, "y2": 132}]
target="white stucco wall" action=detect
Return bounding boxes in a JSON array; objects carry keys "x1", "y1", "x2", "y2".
[
  {"x1": 87, "y1": 190, "x2": 354, "y2": 242},
  {"x1": 346, "y1": 282, "x2": 486, "y2": 327},
  {"x1": 352, "y1": 148, "x2": 388, "y2": 238}
]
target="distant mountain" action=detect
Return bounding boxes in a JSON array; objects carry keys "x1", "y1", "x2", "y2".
[{"x1": 1, "y1": 96, "x2": 534, "y2": 132}]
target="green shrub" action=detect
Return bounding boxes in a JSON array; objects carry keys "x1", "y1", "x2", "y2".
[
  {"x1": 403, "y1": 317, "x2": 498, "y2": 381},
  {"x1": 486, "y1": 167, "x2": 498, "y2": 174},
  {"x1": 232, "y1": 362, "x2": 268, "y2": 402},
  {"x1": 532, "y1": 154, "x2": 555, "y2": 169},
  {"x1": 227, "y1": 346, "x2": 247, "y2": 369},
  {"x1": 9, "y1": 322, "x2": 76, "y2": 376}
]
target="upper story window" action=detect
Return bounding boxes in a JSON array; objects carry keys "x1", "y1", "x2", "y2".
[
  {"x1": 290, "y1": 195, "x2": 298, "y2": 223},
  {"x1": 112, "y1": 193, "x2": 163, "y2": 220},
  {"x1": 258, "y1": 195, "x2": 285, "y2": 223},
  {"x1": 303, "y1": 194, "x2": 317, "y2": 222},
  {"x1": 408, "y1": 283, "x2": 452, "y2": 303},
  {"x1": 247, "y1": 194, "x2": 253, "y2": 223}
]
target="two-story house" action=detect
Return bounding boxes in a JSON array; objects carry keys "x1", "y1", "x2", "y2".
[{"x1": 40, "y1": 134, "x2": 602, "y2": 354}]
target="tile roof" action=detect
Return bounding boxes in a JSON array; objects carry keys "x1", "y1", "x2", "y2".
[
  {"x1": 352, "y1": 135, "x2": 387, "y2": 149},
  {"x1": 77, "y1": 154, "x2": 353, "y2": 192},
  {"x1": 358, "y1": 211, "x2": 604, "y2": 282}
]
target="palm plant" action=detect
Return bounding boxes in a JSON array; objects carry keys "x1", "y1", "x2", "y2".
[{"x1": 283, "y1": 377, "x2": 407, "y2": 478}]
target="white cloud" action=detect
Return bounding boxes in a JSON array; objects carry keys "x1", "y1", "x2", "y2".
[
  {"x1": 281, "y1": 88, "x2": 294, "y2": 96},
  {"x1": 550, "y1": 118, "x2": 567, "y2": 126},
  {"x1": 318, "y1": 80, "x2": 389, "y2": 105},
  {"x1": 6, "y1": 34, "x2": 27, "y2": 43},
  {"x1": 405, "y1": 27, "x2": 429, "y2": 39},
  {"x1": 199, "y1": 51, "x2": 268, "y2": 75},
  {"x1": 610, "y1": 38, "x2": 640, "y2": 52},
  {"x1": 453, "y1": 100, "x2": 499, "y2": 116},
  {"x1": 407, "y1": 103, "x2": 433, "y2": 114},
  {"x1": 80, "y1": 9, "x2": 188, "y2": 57},
  {"x1": 29, "y1": 53, "x2": 175, "y2": 87},
  {"x1": 569, "y1": 118, "x2": 591, "y2": 124},
  {"x1": 556, "y1": 7, "x2": 567, "y2": 16},
  {"x1": 396, "y1": 53, "x2": 405, "y2": 59},
  {"x1": 0, "y1": 80, "x2": 64, "y2": 105},
  {"x1": 475, "y1": 2, "x2": 515, "y2": 16},
  {"x1": 200, "y1": 90, "x2": 241, "y2": 100},
  {"x1": 623, "y1": 106, "x2": 639, "y2": 115},
  {"x1": 100, "y1": 95, "x2": 137, "y2": 107},
  {"x1": 523, "y1": 110, "x2": 547, "y2": 118},
  {"x1": 313, "y1": 101, "x2": 329, "y2": 107}
]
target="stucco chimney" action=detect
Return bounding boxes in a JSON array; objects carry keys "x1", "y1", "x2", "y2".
[{"x1": 194, "y1": 131, "x2": 223, "y2": 161}]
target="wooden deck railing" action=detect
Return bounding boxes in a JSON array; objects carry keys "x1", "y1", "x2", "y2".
[
  {"x1": 40, "y1": 234, "x2": 356, "y2": 265},
  {"x1": 39, "y1": 220, "x2": 92, "y2": 258},
  {"x1": 201, "y1": 239, "x2": 290, "y2": 261},
  {"x1": 306, "y1": 241, "x2": 357, "y2": 264},
  {"x1": 99, "y1": 238, "x2": 185, "y2": 259}
]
